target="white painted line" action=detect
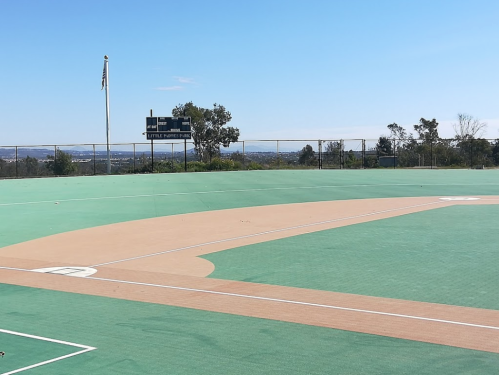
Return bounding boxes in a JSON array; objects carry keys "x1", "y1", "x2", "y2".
[
  {"x1": 83, "y1": 275, "x2": 499, "y2": 332},
  {"x1": 90, "y1": 200, "x2": 444, "y2": 267},
  {"x1": 1, "y1": 348, "x2": 94, "y2": 375},
  {"x1": 0, "y1": 328, "x2": 95, "y2": 375},
  {"x1": 439, "y1": 197, "x2": 481, "y2": 201},
  {"x1": 0, "y1": 328, "x2": 95, "y2": 349},
  {"x1": 0, "y1": 184, "x2": 498, "y2": 207},
  {"x1": 1, "y1": 265, "x2": 497, "y2": 333}
]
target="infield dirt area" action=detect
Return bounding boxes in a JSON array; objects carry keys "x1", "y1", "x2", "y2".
[{"x1": 1, "y1": 196, "x2": 499, "y2": 353}]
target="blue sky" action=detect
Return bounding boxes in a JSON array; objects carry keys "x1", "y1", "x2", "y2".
[{"x1": 1, "y1": 0, "x2": 498, "y2": 146}]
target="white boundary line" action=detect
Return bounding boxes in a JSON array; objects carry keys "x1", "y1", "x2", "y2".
[
  {"x1": 90, "y1": 200, "x2": 444, "y2": 267},
  {"x1": 0, "y1": 328, "x2": 95, "y2": 375},
  {"x1": 1, "y1": 184, "x2": 498, "y2": 207},
  {"x1": 1, "y1": 265, "x2": 498, "y2": 332}
]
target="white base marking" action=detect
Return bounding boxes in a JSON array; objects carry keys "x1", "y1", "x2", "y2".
[
  {"x1": 0, "y1": 265, "x2": 498, "y2": 333},
  {"x1": 0, "y1": 328, "x2": 95, "y2": 375},
  {"x1": 32, "y1": 267, "x2": 97, "y2": 278},
  {"x1": 91, "y1": 200, "x2": 444, "y2": 267},
  {"x1": 439, "y1": 197, "x2": 480, "y2": 201}
]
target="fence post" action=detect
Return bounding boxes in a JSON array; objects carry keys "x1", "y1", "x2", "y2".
[
  {"x1": 393, "y1": 139, "x2": 396, "y2": 169},
  {"x1": 277, "y1": 140, "x2": 280, "y2": 169},
  {"x1": 340, "y1": 140, "x2": 344, "y2": 169},
  {"x1": 15, "y1": 146, "x2": 18, "y2": 178},
  {"x1": 318, "y1": 140, "x2": 322, "y2": 169},
  {"x1": 132, "y1": 143, "x2": 136, "y2": 173},
  {"x1": 362, "y1": 139, "x2": 366, "y2": 169},
  {"x1": 430, "y1": 140, "x2": 433, "y2": 169},
  {"x1": 243, "y1": 141, "x2": 245, "y2": 167},
  {"x1": 93, "y1": 144, "x2": 96, "y2": 175}
]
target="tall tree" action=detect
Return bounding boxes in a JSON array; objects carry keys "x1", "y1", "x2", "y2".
[
  {"x1": 414, "y1": 118, "x2": 440, "y2": 143},
  {"x1": 453, "y1": 113, "x2": 487, "y2": 141},
  {"x1": 298, "y1": 144, "x2": 317, "y2": 165},
  {"x1": 46, "y1": 149, "x2": 77, "y2": 175},
  {"x1": 376, "y1": 136, "x2": 393, "y2": 156},
  {"x1": 172, "y1": 102, "x2": 239, "y2": 162}
]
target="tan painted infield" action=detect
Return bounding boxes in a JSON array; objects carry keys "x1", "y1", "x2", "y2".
[{"x1": 1, "y1": 196, "x2": 499, "y2": 353}]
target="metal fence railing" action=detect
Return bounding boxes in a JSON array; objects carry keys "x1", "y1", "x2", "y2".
[{"x1": 1, "y1": 138, "x2": 498, "y2": 178}]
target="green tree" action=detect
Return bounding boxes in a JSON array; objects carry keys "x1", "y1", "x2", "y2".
[
  {"x1": 376, "y1": 136, "x2": 393, "y2": 156},
  {"x1": 46, "y1": 149, "x2": 77, "y2": 175},
  {"x1": 414, "y1": 118, "x2": 440, "y2": 143},
  {"x1": 22, "y1": 156, "x2": 39, "y2": 176},
  {"x1": 172, "y1": 102, "x2": 239, "y2": 162},
  {"x1": 298, "y1": 144, "x2": 317, "y2": 166}
]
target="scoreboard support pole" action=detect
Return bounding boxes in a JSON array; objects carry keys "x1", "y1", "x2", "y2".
[
  {"x1": 150, "y1": 109, "x2": 154, "y2": 173},
  {"x1": 184, "y1": 139, "x2": 187, "y2": 171}
]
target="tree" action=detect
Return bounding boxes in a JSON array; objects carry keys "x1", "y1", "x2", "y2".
[
  {"x1": 298, "y1": 144, "x2": 317, "y2": 166},
  {"x1": 172, "y1": 102, "x2": 239, "y2": 162},
  {"x1": 22, "y1": 156, "x2": 39, "y2": 176},
  {"x1": 453, "y1": 113, "x2": 487, "y2": 141},
  {"x1": 387, "y1": 123, "x2": 410, "y2": 150},
  {"x1": 46, "y1": 149, "x2": 77, "y2": 175},
  {"x1": 376, "y1": 136, "x2": 393, "y2": 156},
  {"x1": 414, "y1": 118, "x2": 440, "y2": 143}
]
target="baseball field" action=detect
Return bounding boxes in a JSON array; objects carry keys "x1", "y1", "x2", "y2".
[{"x1": 0, "y1": 169, "x2": 498, "y2": 374}]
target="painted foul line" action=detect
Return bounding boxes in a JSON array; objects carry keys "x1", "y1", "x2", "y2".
[
  {"x1": 90, "y1": 200, "x2": 444, "y2": 267},
  {"x1": 1, "y1": 184, "x2": 497, "y2": 207},
  {"x1": 1, "y1": 265, "x2": 498, "y2": 332},
  {"x1": 72, "y1": 274, "x2": 499, "y2": 332}
]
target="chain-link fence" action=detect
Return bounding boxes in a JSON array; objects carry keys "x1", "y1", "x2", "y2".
[{"x1": 1, "y1": 138, "x2": 498, "y2": 178}]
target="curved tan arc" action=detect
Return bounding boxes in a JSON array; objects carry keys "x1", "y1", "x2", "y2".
[
  {"x1": 2, "y1": 196, "x2": 499, "y2": 354},
  {"x1": 1, "y1": 196, "x2": 499, "y2": 277}
]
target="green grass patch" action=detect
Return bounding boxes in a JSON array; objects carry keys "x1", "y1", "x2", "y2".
[
  {"x1": 1, "y1": 283, "x2": 498, "y2": 374},
  {"x1": 204, "y1": 205, "x2": 499, "y2": 309}
]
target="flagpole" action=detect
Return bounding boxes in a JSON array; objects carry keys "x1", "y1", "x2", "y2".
[{"x1": 103, "y1": 55, "x2": 111, "y2": 174}]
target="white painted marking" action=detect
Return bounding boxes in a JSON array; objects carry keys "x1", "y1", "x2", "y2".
[
  {"x1": 1, "y1": 265, "x2": 497, "y2": 332},
  {"x1": 32, "y1": 267, "x2": 97, "y2": 278},
  {"x1": 439, "y1": 197, "x2": 481, "y2": 201},
  {"x1": 84, "y1": 276, "x2": 499, "y2": 332},
  {"x1": 0, "y1": 328, "x2": 95, "y2": 375},
  {"x1": 90, "y1": 200, "x2": 444, "y2": 267},
  {"x1": 0, "y1": 184, "x2": 498, "y2": 207}
]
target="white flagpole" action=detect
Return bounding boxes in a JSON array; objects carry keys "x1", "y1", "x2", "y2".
[{"x1": 103, "y1": 55, "x2": 111, "y2": 174}]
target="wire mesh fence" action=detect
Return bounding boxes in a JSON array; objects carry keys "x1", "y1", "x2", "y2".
[{"x1": 1, "y1": 138, "x2": 498, "y2": 178}]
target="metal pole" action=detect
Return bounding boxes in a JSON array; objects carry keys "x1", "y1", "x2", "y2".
[
  {"x1": 15, "y1": 146, "x2": 18, "y2": 178},
  {"x1": 277, "y1": 140, "x2": 279, "y2": 169},
  {"x1": 430, "y1": 140, "x2": 433, "y2": 169},
  {"x1": 171, "y1": 143, "x2": 174, "y2": 172},
  {"x1": 133, "y1": 143, "x2": 136, "y2": 173},
  {"x1": 318, "y1": 140, "x2": 322, "y2": 169},
  {"x1": 103, "y1": 55, "x2": 111, "y2": 174},
  {"x1": 151, "y1": 139, "x2": 154, "y2": 172},
  {"x1": 93, "y1": 144, "x2": 96, "y2": 175},
  {"x1": 393, "y1": 139, "x2": 396, "y2": 169},
  {"x1": 362, "y1": 139, "x2": 366, "y2": 169},
  {"x1": 184, "y1": 139, "x2": 187, "y2": 171}
]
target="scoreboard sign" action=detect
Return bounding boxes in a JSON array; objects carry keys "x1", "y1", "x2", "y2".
[{"x1": 145, "y1": 116, "x2": 192, "y2": 139}]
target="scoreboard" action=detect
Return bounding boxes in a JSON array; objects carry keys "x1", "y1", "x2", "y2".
[{"x1": 145, "y1": 116, "x2": 192, "y2": 139}]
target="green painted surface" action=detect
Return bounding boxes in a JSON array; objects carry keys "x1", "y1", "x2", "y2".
[
  {"x1": 1, "y1": 284, "x2": 498, "y2": 375},
  {"x1": 0, "y1": 170, "x2": 498, "y2": 247},
  {"x1": 205, "y1": 205, "x2": 499, "y2": 309},
  {"x1": 1, "y1": 170, "x2": 499, "y2": 374},
  {"x1": 0, "y1": 330, "x2": 81, "y2": 374}
]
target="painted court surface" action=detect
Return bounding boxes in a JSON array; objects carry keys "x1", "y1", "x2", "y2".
[{"x1": 1, "y1": 170, "x2": 499, "y2": 374}]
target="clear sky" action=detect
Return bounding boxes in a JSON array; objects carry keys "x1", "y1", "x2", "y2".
[{"x1": 1, "y1": 0, "x2": 498, "y2": 146}]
